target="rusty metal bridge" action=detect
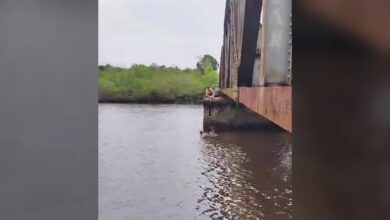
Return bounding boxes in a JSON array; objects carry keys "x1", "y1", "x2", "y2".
[{"x1": 219, "y1": 0, "x2": 292, "y2": 132}]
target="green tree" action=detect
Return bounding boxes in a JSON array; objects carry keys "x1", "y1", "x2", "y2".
[
  {"x1": 196, "y1": 55, "x2": 219, "y2": 74},
  {"x1": 98, "y1": 64, "x2": 113, "y2": 72}
]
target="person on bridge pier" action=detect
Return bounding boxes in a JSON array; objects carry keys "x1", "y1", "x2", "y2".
[{"x1": 205, "y1": 87, "x2": 214, "y2": 98}]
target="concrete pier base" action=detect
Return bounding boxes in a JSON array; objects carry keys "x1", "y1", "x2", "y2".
[{"x1": 202, "y1": 97, "x2": 282, "y2": 132}]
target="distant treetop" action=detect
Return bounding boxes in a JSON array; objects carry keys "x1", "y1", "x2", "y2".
[{"x1": 196, "y1": 55, "x2": 219, "y2": 74}]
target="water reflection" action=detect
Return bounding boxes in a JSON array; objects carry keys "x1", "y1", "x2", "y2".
[
  {"x1": 99, "y1": 104, "x2": 292, "y2": 220},
  {"x1": 197, "y1": 132, "x2": 292, "y2": 220}
]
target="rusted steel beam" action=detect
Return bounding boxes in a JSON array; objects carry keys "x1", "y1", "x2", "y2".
[
  {"x1": 237, "y1": 0, "x2": 262, "y2": 87},
  {"x1": 219, "y1": 45, "x2": 224, "y2": 88},
  {"x1": 222, "y1": 88, "x2": 239, "y2": 102},
  {"x1": 220, "y1": 0, "x2": 262, "y2": 90},
  {"x1": 239, "y1": 86, "x2": 292, "y2": 132}
]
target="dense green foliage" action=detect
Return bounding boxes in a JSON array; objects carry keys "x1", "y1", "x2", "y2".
[{"x1": 98, "y1": 60, "x2": 219, "y2": 103}]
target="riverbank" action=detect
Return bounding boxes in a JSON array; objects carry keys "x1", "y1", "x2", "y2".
[{"x1": 98, "y1": 63, "x2": 219, "y2": 104}]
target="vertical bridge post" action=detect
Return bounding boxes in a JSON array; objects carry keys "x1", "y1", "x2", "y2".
[{"x1": 213, "y1": 0, "x2": 292, "y2": 133}]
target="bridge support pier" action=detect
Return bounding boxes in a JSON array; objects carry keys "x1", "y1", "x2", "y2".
[{"x1": 202, "y1": 97, "x2": 281, "y2": 132}]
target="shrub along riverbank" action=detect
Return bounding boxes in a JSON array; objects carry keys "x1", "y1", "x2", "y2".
[{"x1": 98, "y1": 61, "x2": 219, "y2": 104}]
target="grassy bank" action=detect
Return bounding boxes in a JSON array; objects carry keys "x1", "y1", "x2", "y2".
[{"x1": 98, "y1": 64, "x2": 219, "y2": 104}]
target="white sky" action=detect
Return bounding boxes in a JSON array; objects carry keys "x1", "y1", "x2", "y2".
[{"x1": 99, "y1": 0, "x2": 226, "y2": 69}]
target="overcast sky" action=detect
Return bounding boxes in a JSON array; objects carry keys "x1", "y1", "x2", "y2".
[{"x1": 99, "y1": 0, "x2": 226, "y2": 69}]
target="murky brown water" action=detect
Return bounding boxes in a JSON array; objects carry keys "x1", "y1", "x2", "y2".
[{"x1": 99, "y1": 104, "x2": 292, "y2": 220}]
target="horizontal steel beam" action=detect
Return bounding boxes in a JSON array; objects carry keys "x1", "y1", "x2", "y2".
[{"x1": 238, "y1": 86, "x2": 292, "y2": 132}]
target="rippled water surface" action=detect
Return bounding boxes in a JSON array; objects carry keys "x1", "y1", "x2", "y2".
[{"x1": 99, "y1": 104, "x2": 292, "y2": 220}]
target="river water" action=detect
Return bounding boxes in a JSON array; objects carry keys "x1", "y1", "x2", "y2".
[{"x1": 99, "y1": 104, "x2": 292, "y2": 220}]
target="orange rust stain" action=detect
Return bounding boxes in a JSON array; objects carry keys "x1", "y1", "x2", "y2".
[{"x1": 239, "y1": 86, "x2": 292, "y2": 133}]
